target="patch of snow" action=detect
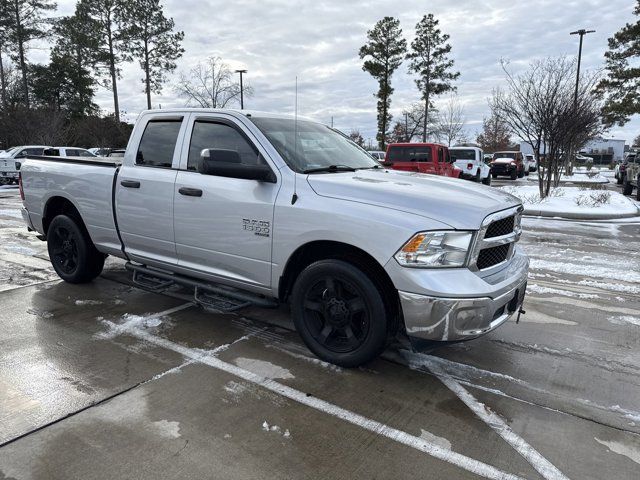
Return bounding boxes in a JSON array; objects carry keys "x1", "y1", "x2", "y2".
[
  {"x1": 113, "y1": 299, "x2": 126, "y2": 305},
  {"x1": 266, "y1": 345, "x2": 343, "y2": 373},
  {"x1": 608, "y1": 316, "x2": 640, "y2": 327},
  {"x1": 530, "y1": 258, "x2": 640, "y2": 283},
  {"x1": 75, "y1": 299, "x2": 103, "y2": 306},
  {"x1": 595, "y1": 437, "x2": 640, "y2": 466},
  {"x1": 96, "y1": 313, "x2": 166, "y2": 339},
  {"x1": 261, "y1": 421, "x2": 290, "y2": 438},
  {"x1": 502, "y1": 185, "x2": 638, "y2": 217},
  {"x1": 0, "y1": 209, "x2": 23, "y2": 219},
  {"x1": 3, "y1": 244, "x2": 37, "y2": 256},
  {"x1": 234, "y1": 357, "x2": 294, "y2": 380},
  {"x1": 224, "y1": 433, "x2": 232, "y2": 439},
  {"x1": 152, "y1": 419, "x2": 181, "y2": 438},
  {"x1": 527, "y1": 284, "x2": 599, "y2": 299},
  {"x1": 615, "y1": 296, "x2": 627, "y2": 302},
  {"x1": 528, "y1": 172, "x2": 609, "y2": 184},
  {"x1": 420, "y1": 429, "x2": 452, "y2": 450},
  {"x1": 224, "y1": 380, "x2": 249, "y2": 396},
  {"x1": 26, "y1": 308, "x2": 53, "y2": 319}
]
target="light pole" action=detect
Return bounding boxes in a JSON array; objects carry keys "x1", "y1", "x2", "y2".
[
  {"x1": 568, "y1": 29, "x2": 595, "y2": 174},
  {"x1": 570, "y1": 29, "x2": 595, "y2": 107},
  {"x1": 0, "y1": 27, "x2": 6, "y2": 110},
  {"x1": 235, "y1": 69, "x2": 247, "y2": 109}
]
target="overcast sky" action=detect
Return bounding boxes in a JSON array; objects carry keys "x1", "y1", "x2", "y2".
[{"x1": 32, "y1": 0, "x2": 639, "y2": 146}]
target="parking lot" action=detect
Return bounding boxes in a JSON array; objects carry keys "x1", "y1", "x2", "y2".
[{"x1": 1, "y1": 184, "x2": 639, "y2": 480}]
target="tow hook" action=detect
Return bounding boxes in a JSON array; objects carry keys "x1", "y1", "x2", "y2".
[{"x1": 516, "y1": 308, "x2": 526, "y2": 324}]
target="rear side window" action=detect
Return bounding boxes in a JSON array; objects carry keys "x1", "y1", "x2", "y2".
[
  {"x1": 136, "y1": 120, "x2": 182, "y2": 168},
  {"x1": 66, "y1": 149, "x2": 79, "y2": 157},
  {"x1": 387, "y1": 146, "x2": 431, "y2": 163},
  {"x1": 187, "y1": 121, "x2": 262, "y2": 171}
]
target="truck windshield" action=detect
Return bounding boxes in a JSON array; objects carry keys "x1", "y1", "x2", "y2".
[
  {"x1": 250, "y1": 117, "x2": 379, "y2": 173},
  {"x1": 450, "y1": 149, "x2": 475, "y2": 160}
]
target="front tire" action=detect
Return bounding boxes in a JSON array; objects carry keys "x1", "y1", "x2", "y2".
[
  {"x1": 290, "y1": 259, "x2": 388, "y2": 367},
  {"x1": 623, "y1": 177, "x2": 633, "y2": 196},
  {"x1": 47, "y1": 215, "x2": 105, "y2": 284},
  {"x1": 510, "y1": 169, "x2": 517, "y2": 180},
  {"x1": 636, "y1": 177, "x2": 640, "y2": 201}
]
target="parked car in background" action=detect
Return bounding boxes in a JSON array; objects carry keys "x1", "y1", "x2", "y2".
[
  {"x1": 449, "y1": 146, "x2": 491, "y2": 185},
  {"x1": 369, "y1": 150, "x2": 385, "y2": 161},
  {"x1": 106, "y1": 149, "x2": 126, "y2": 158},
  {"x1": 88, "y1": 147, "x2": 112, "y2": 156},
  {"x1": 44, "y1": 147, "x2": 97, "y2": 157},
  {"x1": 524, "y1": 154, "x2": 537, "y2": 172},
  {"x1": 384, "y1": 143, "x2": 462, "y2": 178},
  {"x1": 622, "y1": 153, "x2": 639, "y2": 200},
  {"x1": 616, "y1": 154, "x2": 633, "y2": 185},
  {"x1": 19, "y1": 108, "x2": 528, "y2": 367},
  {"x1": 0, "y1": 146, "x2": 49, "y2": 185},
  {"x1": 491, "y1": 151, "x2": 525, "y2": 180}
]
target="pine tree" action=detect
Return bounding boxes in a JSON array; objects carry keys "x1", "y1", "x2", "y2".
[
  {"x1": 121, "y1": 0, "x2": 184, "y2": 110},
  {"x1": 597, "y1": 1, "x2": 640, "y2": 126},
  {"x1": 78, "y1": 0, "x2": 127, "y2": 123},
  {"x1": 359, "y1": 16, "x2": 406, "y2": 150},
  {"x1": 406, "y1": 14, "x2": 459, "y2": 142},
  {"x1": 2, "y1": 0, "x2": 56, "y2": 108}
]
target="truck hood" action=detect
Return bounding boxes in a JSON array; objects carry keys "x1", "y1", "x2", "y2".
[
  {"x1": 306, "y1": 169, "x2": 521, "y2": 230},
  {"x1": 492, "y1": 158, "x2": 515, "y2": 164}
]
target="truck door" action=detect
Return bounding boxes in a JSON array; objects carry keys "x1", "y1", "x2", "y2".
[
  {"x1": 116, "y1": 116, "x2": 186, "y2": 266},
  {"x1": 172, "y1": 115, "x2": 279, "y2": 290}
]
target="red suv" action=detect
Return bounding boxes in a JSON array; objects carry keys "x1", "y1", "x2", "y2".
[
  {"x1": 383, "y1": 143, "x2": 462, "y2": 178},
  {"x1": 490, "y1": 151, "x2": 525, "y2": 180}
]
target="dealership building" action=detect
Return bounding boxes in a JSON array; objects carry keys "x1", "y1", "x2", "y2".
[{"x1": 519, "y1": 137, "x2": 626, "y2": 164}]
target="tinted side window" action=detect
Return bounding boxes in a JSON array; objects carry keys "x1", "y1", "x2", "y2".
[
  {"x1": 136, "y1": 120, "x2": 182, "y2": 168},
  {"x1": 187, "y1": 121, "x2": 262, "y2": 171},
  {"x1": 387, "y1": 147, "x2": 405, "y2": 162},
  {"x1": 66, "y1": 149, "x2": 79, "y2": 157}
]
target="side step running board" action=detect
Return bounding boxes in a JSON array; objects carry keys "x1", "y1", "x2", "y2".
[{"x1": 126, "y1": 262, "x2": 278, "y2": 312}]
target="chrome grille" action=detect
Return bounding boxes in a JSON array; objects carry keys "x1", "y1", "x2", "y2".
[
  {"x1": 477, "y1": 244, "x2": 510, "y2": 270},
  {"x1": 485, "y1": 215, "x2": 515, "y2": 238},
  {"x1": 471, "y1": 207, "x2": 523, "y2": 272}
]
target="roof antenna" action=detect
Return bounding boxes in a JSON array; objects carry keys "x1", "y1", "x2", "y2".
[{"x1": 291, "y1": 75, "x2": 299, "y2": 205}]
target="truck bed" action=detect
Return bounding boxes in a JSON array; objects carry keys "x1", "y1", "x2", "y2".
[{"x1": 21, "y1": 156, "x2": 124, "y2": 257}]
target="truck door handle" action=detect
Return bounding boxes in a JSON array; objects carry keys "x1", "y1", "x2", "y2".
[
  {"x1": 121, "y1": 180, "x2": 140, "y2": 188},
  {"x1": 179, "y1": 187, "x2": 203, "y2": 197}
]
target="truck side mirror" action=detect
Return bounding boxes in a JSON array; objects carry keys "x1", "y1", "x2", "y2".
[{"x1": 198, "y1": 148, "x2": 276, "y2": 183}]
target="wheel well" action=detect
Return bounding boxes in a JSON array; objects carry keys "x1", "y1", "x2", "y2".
[
  {"x1": 278, "y1": 241, "x2": 400, "y2": 332},
  {"x1": 43, "y1": 196, "x2": 83, "y2": 235}
]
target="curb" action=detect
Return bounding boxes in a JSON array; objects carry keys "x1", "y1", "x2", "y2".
[{"x1": 523, "y1": 205, "x2": 640, "y2": 220}]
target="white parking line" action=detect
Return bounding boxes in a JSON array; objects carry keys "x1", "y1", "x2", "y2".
[
  {"x1": 404, "y1": 351, "x2": 570, "y2": 480},
  {"x1": 106, "y1": 307, "x2": 526, "y2": 480}
]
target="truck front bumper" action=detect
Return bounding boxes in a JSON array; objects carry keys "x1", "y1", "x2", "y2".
[{"x1": 387, "y1": 248, "x2": 529, "y2": 342}]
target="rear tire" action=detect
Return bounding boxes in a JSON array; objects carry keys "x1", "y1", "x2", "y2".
[
  {"x1": 290, "y1": 259, "x2": 388, "y2": 367},
  {"x1": 474, "y1": 170, "x2": 481, "y2": 182},
  {"x1": 47, "y1": 215, "x2": 105, "y2": 284},
  {"x1": 482, "y1": 174, "x2": 491, "y2": 186}
]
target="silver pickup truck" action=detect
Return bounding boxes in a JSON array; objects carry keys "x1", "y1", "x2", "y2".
[{"x1": 20, "y1": 109, "x2": 529, "y2": 367}]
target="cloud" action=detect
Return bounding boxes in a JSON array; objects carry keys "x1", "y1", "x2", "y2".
[{"x1": 29, "y1": 0, "x2": 640, "y2": 143}]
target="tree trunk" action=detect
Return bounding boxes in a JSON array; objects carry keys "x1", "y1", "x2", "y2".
[
  {"x1": 0, "y1": 52, "x2": 6, "y2": 109},
  {"x1": 107, "y1": 32, "x2": 120, "y2": 123},
  {"x1": 13, "y1": 3, "x2": 29, "y2": 108},
  {"x1": 422, "y1": 89, "x2": 430, "y2": 143},
  {"x1": 144, "y1": 39, "x2": 151, "y2": 110}
]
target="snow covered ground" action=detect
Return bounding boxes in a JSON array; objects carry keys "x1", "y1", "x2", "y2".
[
  {"x1": 528, "y1": 172, "x2": 610, "y2": 184},
  {"x1": 502, "y1": 185, "x2": 639, "y2": 218}
]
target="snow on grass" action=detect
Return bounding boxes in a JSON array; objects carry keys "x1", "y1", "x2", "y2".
[
  {"x1": 502, "y1": 185, "x2": 638, "y2": 217},
  {"x1": 528, "y1": 172, "x2": 609, "y2": 184}
]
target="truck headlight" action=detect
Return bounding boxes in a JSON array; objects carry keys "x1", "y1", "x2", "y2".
[{"x1": 395, "y1": 231, "x2": 473, "y2": 268}]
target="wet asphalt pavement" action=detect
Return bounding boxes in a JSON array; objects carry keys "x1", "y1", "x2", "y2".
[{"x1": 0, "y1": 185, "x2": 639, "y2": 480}]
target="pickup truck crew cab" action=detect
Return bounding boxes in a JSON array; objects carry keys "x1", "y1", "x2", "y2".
[
  {"x1": 20, "y1": 109, "x2": 529, "y2": 367},
  {"x1": 0, "y1": 146, "x2": 48, "y2": 185},
  {"x1": 383, "y1": 143, "x2": 462, "y2": 178}
]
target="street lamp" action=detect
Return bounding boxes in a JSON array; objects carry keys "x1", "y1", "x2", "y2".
[
  {"x1": 570, "y1": 29, "x2": 595, "y2": 107},
  {"x1": 235, "y1": 69, "x2": 247, "y2": 109}
]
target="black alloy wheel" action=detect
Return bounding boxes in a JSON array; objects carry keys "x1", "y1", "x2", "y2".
[
  {"x1": 291, "y1": 259, "x2": 388, "y2": 367},
  {"x1": 50, "y1": 224, "x2": 79, "y2": 275}
]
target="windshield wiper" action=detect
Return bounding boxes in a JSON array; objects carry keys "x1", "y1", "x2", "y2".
[{"x1": 303, "y1": 164, "x2": 358, "y2": 174}]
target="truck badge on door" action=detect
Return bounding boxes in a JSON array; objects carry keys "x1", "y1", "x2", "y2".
[{"x1": 243, "y1": 219, "x2": 270, "y2": 237}]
